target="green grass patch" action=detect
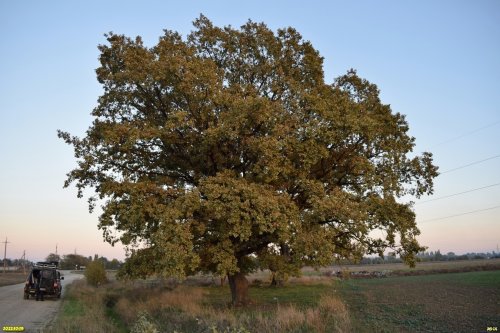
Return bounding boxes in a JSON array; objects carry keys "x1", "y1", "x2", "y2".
[
  {"x1": 60, "y1": 295, "x2": 85, "y2": 318},
  {"x1": 104, "y1": 306, "x2": 129, "y2": 333},
  {"x1": 207, "y1": 283, "x2": 334, "y2": 309},
  {"x1": 339, "y1": 270, "x2": 500, "y2": 333},
  {"x1": 428, "y1": 269, "x2": 500, "y2": 286}
]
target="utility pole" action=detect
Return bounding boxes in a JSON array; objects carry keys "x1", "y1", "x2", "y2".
[
  {"x1": 21, "y1": 250, "x2": 26, "y2": 275},
  {"x1": 3, "y1": 237, "x2": 11, "y2": 274}
]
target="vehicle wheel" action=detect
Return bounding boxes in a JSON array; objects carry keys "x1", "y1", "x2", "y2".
[{"x1": 23, "y1": 293, "x2": 29, "y2": 300}]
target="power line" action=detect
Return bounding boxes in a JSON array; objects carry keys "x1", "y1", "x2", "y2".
[
  {"x1": 419, "y1": 204, "x2": 500, "y2": 223},
  {"x1": 439, "y1": 154, "x2": 500, "y2": 175},
  {"x1": 432, "y1": 119, "x2": 500, "y2": 148},
  {"x1": 416, "y1": 182, "x2": 500, "y2": 205}
]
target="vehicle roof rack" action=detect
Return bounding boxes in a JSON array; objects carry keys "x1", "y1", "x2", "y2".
[{"x1": 34, "y1": 261, "x2": 59, "y2": 269}]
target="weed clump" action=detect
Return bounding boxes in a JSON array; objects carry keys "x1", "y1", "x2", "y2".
[{"x1": 131, "y1": 311, "x2": 159, "y2": 333}]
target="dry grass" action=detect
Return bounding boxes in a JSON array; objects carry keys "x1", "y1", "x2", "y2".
[
  {"x1": 244, "y1": 294, "x2": 351, "y2": 333},
  {"x1": 120, "y1": 283, "x2": 350, "y2": 332},
  {"x1": 114, "y1": 285, "x2": 207, "y2": 326},
  {"x1": 0, "y1": 271, "x2": 26, "y2": 287},
  {"x1": 50, "y1": 276, "x2": 351, "y2": 332},
  {"x1": 288, "y1": 275, "x2": 334, "y2": 285},
  {"x1": 274, "y1": 305, "x2": 306, "y2": 330},
  {"x1": 318, "y1": 294, "x2": 350, "y2": 332}
]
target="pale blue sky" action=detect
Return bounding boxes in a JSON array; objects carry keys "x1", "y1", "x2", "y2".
[{"x1": 1, "y1": 0, "x2": 499, "y2": 261}]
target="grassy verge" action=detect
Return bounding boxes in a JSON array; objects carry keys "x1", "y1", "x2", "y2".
[
  {"x1": 49, "y1": 280, "x2": 125, "y2": 333},
  {"x1": 50, "y1": 278, "x2": 350, "y2": 333},
  {"x1": 338, "y1": 270, "x2": 500, "y2": 333}
]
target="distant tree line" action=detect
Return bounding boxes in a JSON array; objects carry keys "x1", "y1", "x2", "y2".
[
  {"x1": 353, "y1": 250, "x2": 500, "y2": 265},
  {"x1": 50, "y1": 253, "x2": 122, "y2": 270},
  {"x1": 416, "y1": 250, "x2": 500, "y2": 262},
  {"x1": 38, "y1": 253, "x2": 122, "y2": 270},
  {"x1": 1, "y1": 258, "x2": 32, "y2": 267},
  {"x1": 3, "y1": 254, "x2": 122, "y2": 270},
  {"x1": 4, "y1": 250, "x2": 498, "y2": 270}
]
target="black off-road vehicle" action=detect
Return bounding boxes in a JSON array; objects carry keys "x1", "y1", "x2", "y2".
[{"x1": 23, "y1": 262, "x2": 64, "y2": 301}]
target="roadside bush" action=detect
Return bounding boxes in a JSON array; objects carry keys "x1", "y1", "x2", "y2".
[
  {"x1": 85, "y1": 260, "x2": 108, "y2": 287},
  {"x1": 341, "y1": 268, "x2": 351, "y2": 280}
]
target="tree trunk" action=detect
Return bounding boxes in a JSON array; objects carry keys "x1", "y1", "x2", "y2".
[
  {"x1": 271, "y1": 272, "x2": 277, "y2": 286},
  {"x1": 270, "y1": 271, "x2": 284, "y2": 287},
  {"x1": 227, "y1": 272, "x2": 250, "y2": 306}
]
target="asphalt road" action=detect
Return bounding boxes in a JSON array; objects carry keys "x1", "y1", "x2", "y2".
[{"x1": 0, "y1": 270, "x2": 82, "y2": 333}]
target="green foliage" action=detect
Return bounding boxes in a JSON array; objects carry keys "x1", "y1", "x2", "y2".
[
  {"x1": 85, "y1": 260, "x2": 108, "y2": 287},
  {"x1": 59, "y1": 14, "x2": 438, "y2": 285},
  {"x1": 59, "y1": 254, "x2": 90, "y2": 270},
  {"x1": 108, "y1": 258, "x2": 121, "y2": 270}
]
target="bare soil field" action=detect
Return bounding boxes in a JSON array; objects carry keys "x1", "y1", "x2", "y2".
[{"x1": 0, "y1": 271, "x2": 27, "y2": 287}]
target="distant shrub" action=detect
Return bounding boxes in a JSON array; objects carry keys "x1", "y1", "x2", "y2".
[
  {"x1": 341, "y1": 268, "x2": 351, "y2": 280},
  {"x1": 84, "y1": 260, "x2": 108, "y2": 287}
]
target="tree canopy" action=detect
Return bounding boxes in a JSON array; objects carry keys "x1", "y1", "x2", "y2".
[
  {"x1": 45, "y1": 253, "x2": 61, "y2": 263},
  {"x1": 59, "y1": 15, "x2": 438, "y2": 304}
]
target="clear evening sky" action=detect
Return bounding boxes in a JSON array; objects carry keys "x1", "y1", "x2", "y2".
[{"x1": 1, "y1": 1, "x2": 499, "y2": 262}]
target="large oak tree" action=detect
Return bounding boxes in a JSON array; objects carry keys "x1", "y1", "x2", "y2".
[{"x1": 59, "y1": 16, "x2": 438, "y2": 304}]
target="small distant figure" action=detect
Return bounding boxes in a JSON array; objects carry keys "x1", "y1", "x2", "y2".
[{"x1": 33, "y1": 270, "x2": 44, "y2": 301}]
